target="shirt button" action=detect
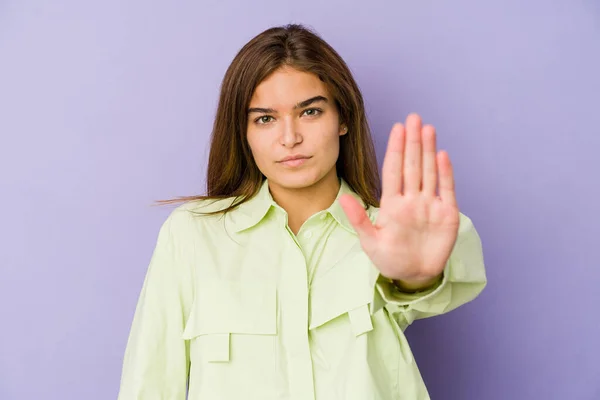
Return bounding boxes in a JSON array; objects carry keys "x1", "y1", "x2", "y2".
[{"x1": 304, "y1": 231, "x2": 313, "y2": 239}]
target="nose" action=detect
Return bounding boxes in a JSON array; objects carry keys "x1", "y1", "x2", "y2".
[{"x1": 279, "y1": 117, "x2": 302, "y2": 148}]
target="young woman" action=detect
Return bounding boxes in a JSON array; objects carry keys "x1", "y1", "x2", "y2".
[{"x1": 117, "y1": 24, "x2": 487, "y2": 400}]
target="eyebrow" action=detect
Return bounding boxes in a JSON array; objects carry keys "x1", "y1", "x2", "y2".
[{"x1": 247, "y1": 95, "x2": 328, "y2": 114}]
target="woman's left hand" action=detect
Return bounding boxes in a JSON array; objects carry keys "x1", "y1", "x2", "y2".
[{"x1": 339, "y1": 113, "x2": 460, "y2": 290}]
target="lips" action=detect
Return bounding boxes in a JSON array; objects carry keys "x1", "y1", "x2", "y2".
[
  {"x1": 278, "y1": 155, "x2": 310, "y2": 163},
  {"x1": 277, "y1": 155, "x2": 311, "y2": 167}
]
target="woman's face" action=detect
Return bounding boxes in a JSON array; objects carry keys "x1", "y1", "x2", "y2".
[{"x1": 246, "y1": 66, "x2": 347, "y2": 192}]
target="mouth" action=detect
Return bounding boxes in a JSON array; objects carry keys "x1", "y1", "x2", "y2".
[{"x1": 277, "y1": 155, "x2": 311, "y2": 167}]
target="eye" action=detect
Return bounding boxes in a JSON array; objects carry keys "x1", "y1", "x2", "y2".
[
  {"x1": 302, "y1": 108, "x2": 322, "y2": 117},
  {"x1": 255, "y1": 115, "x2": 274, "y2": 124}
]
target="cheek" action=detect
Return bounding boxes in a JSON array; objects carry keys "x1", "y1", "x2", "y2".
[
  {"x1": 247, "y1": 133, "x2": 261, "y2": 156},
  {"x1": 247, "y1": 135, "x2": 273, "y2": 169},
  {"x1": 320, "y1": 132, "x2": 342, "y2": 157}
]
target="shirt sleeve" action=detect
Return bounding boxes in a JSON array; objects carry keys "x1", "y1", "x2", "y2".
[
  {"x1": 117, "y1": 208, "x2": 196, "y2": 400},
  {"x1": 373, "y1": 211, "x2": 487, "y2": 331}
]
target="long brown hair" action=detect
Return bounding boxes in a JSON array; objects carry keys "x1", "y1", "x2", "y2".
[{"x1": 155, "y1": 24, "x2": 381, "y2": 213}]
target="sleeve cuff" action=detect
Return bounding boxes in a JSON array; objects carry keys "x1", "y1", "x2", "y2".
[{"x1": 371, "y1": 258, "x2": 452, "y2": 315}]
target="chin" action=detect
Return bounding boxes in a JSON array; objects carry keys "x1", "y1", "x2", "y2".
[{"x1": 269, "y1": 169, "x2": 323, "y2": 190}]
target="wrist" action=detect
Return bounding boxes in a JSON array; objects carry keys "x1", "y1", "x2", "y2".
[{"x1": 391, "y1": 273, "x2": 443, "y2": 293}]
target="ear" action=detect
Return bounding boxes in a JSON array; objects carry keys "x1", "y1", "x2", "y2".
[{"x1": 339, "y1": 124, "x2": 348, "y2": 136}]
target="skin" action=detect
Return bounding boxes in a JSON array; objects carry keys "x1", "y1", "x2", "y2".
[
  {"x1": 247, "y1": 66, "x2": 459, "y2": 291},
  {"x1": 246, "y1": 65, "x2": 347, "y2": 234}
]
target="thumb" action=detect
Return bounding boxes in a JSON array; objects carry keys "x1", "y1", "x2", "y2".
[{"x1": 338, "y1": 194, "x2": 377, "y2": 249}]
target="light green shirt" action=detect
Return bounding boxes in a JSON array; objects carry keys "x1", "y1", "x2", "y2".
[{"x1": 117, "y1": 178, "x2": 487, "y2": 400}]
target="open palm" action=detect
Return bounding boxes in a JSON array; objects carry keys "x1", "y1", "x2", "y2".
[{"x1": 339, "y1": 113, "x2": 460, "y2": 287}]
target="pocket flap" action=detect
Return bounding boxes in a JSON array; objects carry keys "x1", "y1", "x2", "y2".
[
  {"x1": 348, "y1": 304, "x2": 373, "y2": 336},
  {"x1": 308, "y1": 255, "x2": 377, "y2": 330},
  {"x1": 182, "y1": 279, "x2": 277, "y2": 339}
]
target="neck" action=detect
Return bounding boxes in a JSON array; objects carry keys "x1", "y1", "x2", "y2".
[{"x1": 269, "y1": 172, "x2": 341, "y2": 235}]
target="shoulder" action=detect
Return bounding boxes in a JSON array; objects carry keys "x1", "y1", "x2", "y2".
[
  {"x1": 175, "y1": 196, "x2": 240, "y2": 214},
  {"x1": 162, "y1": 196, "x2": 240, "y2": 230}
]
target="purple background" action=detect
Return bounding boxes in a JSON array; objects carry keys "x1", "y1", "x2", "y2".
[{"x1": 1, "y1": 1, "x2": 599, "y2": 399}]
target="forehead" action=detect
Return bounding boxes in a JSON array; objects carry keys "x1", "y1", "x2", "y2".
[{"x1": 250, "y1": 66, "x2": 331, "y2": 107}]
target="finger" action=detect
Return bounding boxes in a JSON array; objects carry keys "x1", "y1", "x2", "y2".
[
  {"x1": 338, "y1": 194, "x2": 377, "y2": 247},
  {"x1": 381, "y1": 123, "x2": 405, "y2": 198},
  {"x1": 421, "y1": 124, "x2": 438, "y2": 196},
  {"x1": 404, "y1": 113, "x2": 423, "y2": 194},
  {"x1": 437, "y1": 151, "x2": 457, "y2": 207}
]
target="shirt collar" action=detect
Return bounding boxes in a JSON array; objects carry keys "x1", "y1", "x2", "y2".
[
  {"x1": 228, "y1": 178, "x2": 275, "y2": 233},
  {"x1": 327, "y1": 178, "x2": 366, "y2": 235},
  {"x1": 229, "y1": 177, "x2": 366, "y2": 234}
]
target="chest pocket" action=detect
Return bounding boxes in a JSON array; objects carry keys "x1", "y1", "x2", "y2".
[
  {"x1": 308, "y1": 254, "x2": 378, "y2": 337},
  {"x1": 182, "y1": 279, "x2": 277, "y2": 363}
]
